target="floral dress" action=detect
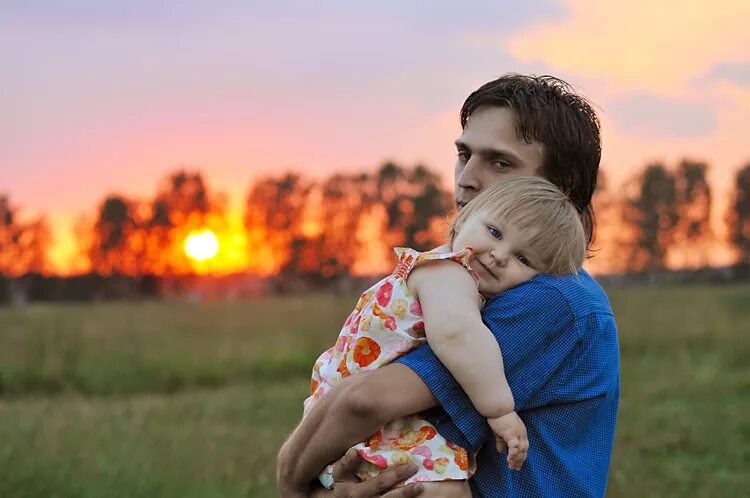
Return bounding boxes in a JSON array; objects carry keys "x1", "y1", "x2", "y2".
[{"x1": 304, "y1": 247, "x2": 478, "y2": 487}]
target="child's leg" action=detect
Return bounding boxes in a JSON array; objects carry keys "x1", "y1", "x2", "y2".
[{"x1": 419, "y1": 480, "x2": 471, "y2": 498}]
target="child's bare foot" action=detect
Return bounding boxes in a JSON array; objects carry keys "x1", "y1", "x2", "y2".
[{"x1": 487, "y1": 411, "x2": 529, "y2": 470}]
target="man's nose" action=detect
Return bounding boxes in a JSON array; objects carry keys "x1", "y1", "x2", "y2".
[{"x1": 456, "y1": 158, "x2": 481, "y2": 191}]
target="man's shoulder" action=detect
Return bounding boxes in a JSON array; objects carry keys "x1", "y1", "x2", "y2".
[
  {"x1": 482, "y1": 270, "x2": 612, "y2": 326},
  {"x1": 488, "y1": 269, "x2": 612, "y2": 317}
]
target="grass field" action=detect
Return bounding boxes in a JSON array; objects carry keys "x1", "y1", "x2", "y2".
[{"x1": 1, "y1": 286, "x2": 749, "y2": 497}]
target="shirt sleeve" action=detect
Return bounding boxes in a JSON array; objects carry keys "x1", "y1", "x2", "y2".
[{"x1": 395, "y1": 279, "x2": 579, "y2": 451}]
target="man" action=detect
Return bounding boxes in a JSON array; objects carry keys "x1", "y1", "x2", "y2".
[{"x1": 277, "y1": 74, "x2": 619, "y2": 497}]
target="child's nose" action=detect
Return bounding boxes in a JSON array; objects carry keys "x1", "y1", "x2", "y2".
[{"x1": 491, "y1": 248, "x2": 508, "y2": 267}]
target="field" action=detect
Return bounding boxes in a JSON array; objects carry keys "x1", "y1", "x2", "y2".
[{"x1": 1, "y1": 286, "x2": 749, "y2": 497}]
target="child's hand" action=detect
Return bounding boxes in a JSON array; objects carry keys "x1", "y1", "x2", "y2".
[{"x1": 487, "y1": 411, "x2": 528, "y2": 471}]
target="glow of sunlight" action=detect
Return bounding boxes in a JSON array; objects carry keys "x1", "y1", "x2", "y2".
[{"x1": 184, "y1": 230, "x2": 220, "y2": 262}]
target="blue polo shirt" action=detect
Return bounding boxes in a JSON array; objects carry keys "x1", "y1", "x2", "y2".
[{"x1": 395, "y1": 270, "x2": 619, "y2": 498}]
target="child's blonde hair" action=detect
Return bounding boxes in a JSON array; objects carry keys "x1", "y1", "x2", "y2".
[{"x1": 449, "y1": 177, "x2": 586, "y2": 275}]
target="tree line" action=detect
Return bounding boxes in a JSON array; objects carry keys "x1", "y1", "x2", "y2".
[
  {"x1": 2, "y1": 159, "x2": 750, "y2": 299},
  {"x1": 590, "y1": 160, "x2": 749, "y2": 274},
  {"x1": 246, "y1": 162, "x2": 451, "y2": 288}
]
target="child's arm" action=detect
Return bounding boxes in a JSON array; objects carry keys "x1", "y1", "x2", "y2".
[
  {"x1": 409, "y1": 259, "x2": 528, "y2": 469},
  {"x1": 409, "y1": 260, "x2": 514, "y2": 418}
]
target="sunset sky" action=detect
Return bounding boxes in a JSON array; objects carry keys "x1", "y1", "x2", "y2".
[{"x1": 2, "y1": 0, "x2": 750, "y2": 274}]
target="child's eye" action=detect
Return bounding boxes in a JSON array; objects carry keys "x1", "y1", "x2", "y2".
[
  {"x1": 516, "y1": 254, "x2": 531, "y2": 267},
  {"x1": 488, "y1": 227, "x2": 502, "y2": 240}
]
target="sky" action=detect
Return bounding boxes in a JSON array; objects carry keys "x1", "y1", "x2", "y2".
[{"x1": 2, "y1": 0, "x2": 750, "y2": 273}]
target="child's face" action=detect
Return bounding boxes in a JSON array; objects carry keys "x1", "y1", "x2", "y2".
[{"x1": 452, "y1": 209, "x2": 540, "y2": 298}]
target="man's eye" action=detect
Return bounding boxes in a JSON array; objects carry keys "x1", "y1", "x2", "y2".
[
  {"x1": 488, "y1": 227, "x2": 502, "y2": 240},
  {"x1": 492, "y1": 160, "x2": 510, "y2": 169},
  {"x1": 457, "y1": 151, "x2": 470, "y2": 161}
]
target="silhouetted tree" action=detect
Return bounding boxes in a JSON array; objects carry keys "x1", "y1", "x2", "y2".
[
  {"x1": 0, "y1": 195, "x2": 50, "y2": 277},
  {"x1": 245, "y1": 172, "x2": 314, "y2": 275},
  {"x1": 675, "y1": 160, "x2": 712, "y2": 267},
  {"x1": 244, "y1": 164, "x2": 451, "y2": 286},
  {"x1": 587, "y1": 170, "x2": 627, "y2": 273},
  {"x1": 0, "y1": 195, "x2": 50, "y2": 304},
  {"x1": 624, "y1": 164, "x2": 679, "y2": 272},
  {"x1": 88, "y1": 195, "x2": 141, "y2": 275},
  {"x1": 375, "y1": 162, "x2": 451, "y2": 250},
  {"x1": 312, "y1": 173, "x2": 375, "y2": 281},
  {"x1": 148, "y1": 169, "x2": 225, "y2": 275},
  {"x1": 728, "y1": 163, "x2": 750, "y2": 265},
  {"x1": 154, "y1": 170, "x2": 211, "y2": 224},
  {"x1": 85, "y1": 169, "x2": 225, "y2": 277}
]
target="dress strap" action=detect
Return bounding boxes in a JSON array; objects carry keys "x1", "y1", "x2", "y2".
[
  {"x1": 416, "y1": 247, "x2": 479, "y2": 284},
  {"x1": 391, "y1": 247, "x2": 420, "y2": 280},
  {"x1": 392, "y1": 247, "x2": 479, "y2": 284}
]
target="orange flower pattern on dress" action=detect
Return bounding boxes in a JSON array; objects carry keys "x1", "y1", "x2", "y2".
[
  {"x1": 303, "y1": 247, "x2": 477, "y2": 489},
  {"x1": 367, "y1": 431, "x2": 383, "y2": 450},
  {"x1": 453, "y1": 448, "x2": 469, "y2": 471},
  {"x1": 336, "y1": 356, "x2": 351, "y2": 377},
  {"x1": 393, "y1": 425, "x2": 437, "y2": 451},
  {"x1": 353, "y1": 337, "x2": 381, "y2": 368}
]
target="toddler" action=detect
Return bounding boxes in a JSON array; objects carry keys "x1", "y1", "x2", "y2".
[{"x1": 304, "y1": 177, "x2": 586, "y2": 495}]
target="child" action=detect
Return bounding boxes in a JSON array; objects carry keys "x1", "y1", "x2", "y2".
[{"x1": 303, "y1": 177, "x2": 586, "y2": 495}]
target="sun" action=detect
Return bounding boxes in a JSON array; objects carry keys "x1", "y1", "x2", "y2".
[{"x1": 184, "y1": 230, "x2": 219, "y2": 262}]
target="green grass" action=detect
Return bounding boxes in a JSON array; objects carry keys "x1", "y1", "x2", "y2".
[
  {"x1": 0, "y1": 380, "x2": 307, "y2": 497},
  {"x1": 1, "y1": 286, "x2": 749, "y2": 496},
  {"x1": 0, "y1": 296, "x2": 353, "y2": 396}
]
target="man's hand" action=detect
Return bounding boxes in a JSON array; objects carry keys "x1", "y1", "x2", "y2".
[
  {"x1": 327, "y1": 448, "x2": 424, "y2": 498},
  {"x1": 276, "y1": 364, "x2": 438, "y2": 497},
  {"x1": 487, "y1": 411, "x2": 529, "y2": 471},
  {"x1": 277, "y1": 440, "x2": 310, "y2": 498}
]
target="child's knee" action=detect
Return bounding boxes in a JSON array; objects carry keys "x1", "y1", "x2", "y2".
[{"x1": 418, "y1": 480, "x2": 471, "y2": 498}]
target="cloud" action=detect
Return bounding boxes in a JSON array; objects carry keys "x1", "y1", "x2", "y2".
[
  {"x1": 701, "y1": 62, "x2": 750, "y2": 86},
  {"x1": 606, "y1": 93, "x2": 716, "y2": 137},
  {"x1": 505, "y1": 0, "x2": 750, "y2": 92}
]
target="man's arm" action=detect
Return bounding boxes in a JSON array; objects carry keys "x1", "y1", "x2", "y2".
[{"x1": 277, "y1": 363, "x2": 438, "y2": 495}]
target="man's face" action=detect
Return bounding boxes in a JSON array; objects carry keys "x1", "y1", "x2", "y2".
[{"x1": 454, "y1": 106, "x2": 545, "y2": 210}]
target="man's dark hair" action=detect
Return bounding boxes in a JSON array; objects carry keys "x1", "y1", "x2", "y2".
[{"x1": 460, "y1": 74, "x2": 601, "y2": 248}]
